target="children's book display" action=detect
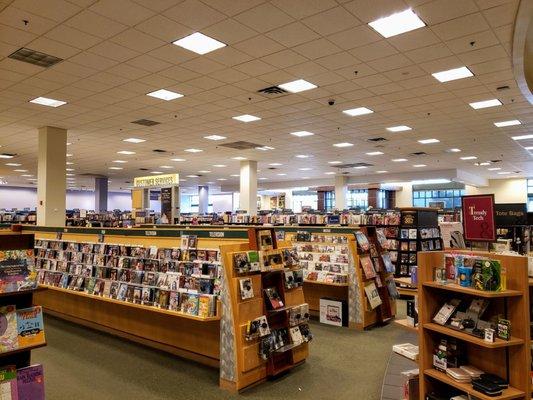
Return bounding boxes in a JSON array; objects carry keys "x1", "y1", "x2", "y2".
[
  {"x1": 0, "y1": 364, "x2": 45, "y2": 400},
  {"x1": 221, "y1": 227, "x2": 310, "y2": 390},
  {"x1": 35, "y1": 236, "x2": 221, "y2": 318},
  {"x1": 292, "y1": 231, "x2": 350, "y2": 285},
  {"x1": 0, "y1": 250, "x2": 37, "y2": 293},
  {"x1": 0, "y1": 305, "x2": 45, "y2": 353},
  {"x1": 440, "y1": 253, "x2": 505, "y2": 292}
]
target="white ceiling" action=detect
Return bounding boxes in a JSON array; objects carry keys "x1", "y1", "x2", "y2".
[{"x1": 0, "y1": 0, "x2": 531, "y2": 192}]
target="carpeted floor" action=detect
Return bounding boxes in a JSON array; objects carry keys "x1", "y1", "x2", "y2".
[{"x1": 32, "y1": 304, "x2": 409, "y2": 400}]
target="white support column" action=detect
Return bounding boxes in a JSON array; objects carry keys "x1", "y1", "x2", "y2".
[
  {"x1": 239, "y1": 160, "x2": 257, "y2": 215},
  {"x1": 37, "y1": 126, "x2": 67, "y2": 226},
  {"x1": 335, "y1": 175, "x2": 348, "y2": 211},
  {"x1": 198, "y1": 185, "x2": 209, "y2": 214}
]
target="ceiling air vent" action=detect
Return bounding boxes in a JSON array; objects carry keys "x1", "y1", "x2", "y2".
[
  {"x1": 131, "y1": 119, "x2": 160, "y2": 126},
  {"x1": 410, "y1": 151, "x2": 427, "y2": 156},
  {"x1": 153, "y1": 149, "x2": 167, "y2": 153},
  {"x1": 257, "y1": 86, "x2": 288, "y2": 97},
  {"x1": 491, "y1": 159, "x2": 502, "y2": 163},
  {"x1": 8, "y1": 48, "x2": 63, "y2": 68},
  {"x1": 367, "y1": 137, "x2": 388, "y2": 142},
  {"x1": 267, "y1": 167, "x2": 277, "y2": 170},
  {"x1": 221, "y1": 141, "x2": 264, "y2": 150},
  {"x1": 139, "y1": 168, "x2": 149, "y2": 171},
  {"x1": 334, "y1": 162, "x2": 373, "y2": 169}
]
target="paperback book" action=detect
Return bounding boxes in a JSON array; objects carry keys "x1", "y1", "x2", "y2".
[
  {"x1": 0, "y1": 305, "x2": 18, "y2": 352},
  {"x1": 17, "y1": 306, "x2": 45, "y2": 348},
  {"x1": 17, "y1": 364, "x2": 45, "y2": 400}
]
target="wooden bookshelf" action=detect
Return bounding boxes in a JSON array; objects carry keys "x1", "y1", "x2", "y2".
[
  {"x1": 418, "y1": 250, "x2": 531, "y2": 399},
  {"x1": 394, "y1": 318, "x2": 418, "y2": 332}
]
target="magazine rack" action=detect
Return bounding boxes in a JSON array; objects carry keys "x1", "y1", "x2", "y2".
[
  {"x1": 219, "y1": 228, "x2": 309, "y2": 392},
  {"x1": 0, "y1": 232, "x2": 47, "y2": 368},
  {"x1": 417, "y1": 250, "x2": 531, "y2": 399}
]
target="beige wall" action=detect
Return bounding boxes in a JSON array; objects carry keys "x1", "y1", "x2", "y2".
[{"x1": 465, "y1": 178, "x2": 527, "y2": 203}]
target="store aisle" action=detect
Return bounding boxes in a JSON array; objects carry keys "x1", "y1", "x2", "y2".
[{"x1": 33, "y1": 312, "x2": 408, "y2": 400}]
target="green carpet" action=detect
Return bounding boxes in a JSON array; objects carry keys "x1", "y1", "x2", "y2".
[{"x1": 33, "y1": 304, "x2": 408, "y2": 400}]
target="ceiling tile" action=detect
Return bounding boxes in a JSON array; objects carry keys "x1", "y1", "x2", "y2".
[
  {"x1": 327, "y1": 25, "x2": 382, "y2": 51},
  {"x1": 302, "y1": 6, "x2": 361, "y2": 36},
  {"x1": 65, "y1": 10, "x2": 128, "y2": 39},
  {"x1": 431, "y1": 12, "x2": 490, "y2": 41},
  {"x1": 270, "y1": 0, "x2": 337, "y2": 19},
  {"x1": 261, "y1": 49, "x2": 307, "y2": 68},
  {"x1": 44, "y1": 25, "x2": 102, "y2": 50},
  {"x1": 165, "y1": 0, "x2": 226, "y2": 30},
  {"x1": 350, "y1": 40, "x2": 398, "y2": 61},
  {"x1": 89, "y1": 41, "x2": 140, "y2": 62},
  {"x1": 203, "y1": 18, "x2": 257, "y2": 45},
  {"x1": 89, "y1": 0, "x2": 155, "y2": 26},
  {"x1": 201, "y1": 0, "x2": 265, "y2": 17},
  {"x1": 233, "y1": 35, "x2": 285, "y2": 58},
  {"x1": 110, "y1": 28, "x2": 167, "y2": 53},
  {"x1": 293, "y1": 38, "x2": 342, "y2": 60},
  {"x1": 266, "y1": 22, "x2": 320, "y2": 47},
  {"x1": 415, "y1": 0, "x2": 479, "y2": 25},
  {"x1": 234, "y1": 3, "x2": 294, "y2": 33},
  {"x1": 0, "y1": 6, "x2": 58, "y2": 35},
  {"x1": 135, "y1": 15, "x2": 192, "y2": 42},
  {"x1": 12, "y1": 0, "x2": 81, "y2": 22},
  {"x1": 343, "y1": 0, "x2": 408, "y2": 23},
  {"x1": 482, "y1": 1, "x2": 519, "y2": 28}
]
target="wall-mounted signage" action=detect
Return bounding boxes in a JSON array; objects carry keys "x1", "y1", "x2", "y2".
[
  {"x1": 494, "y1": 203, "x2": 527, "y2": 226},
  {"x1": 133, "y1": 173, "x2": 179, "y2": 188}
]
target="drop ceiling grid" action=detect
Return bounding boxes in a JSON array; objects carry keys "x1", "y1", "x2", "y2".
[{"x1": 0, "y1": 0, "x2": 529, "y2": 190}]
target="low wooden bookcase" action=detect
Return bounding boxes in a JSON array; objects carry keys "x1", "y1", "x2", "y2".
[{"x1": 417, "y1": 250, "x2": 531, "y2": 399}]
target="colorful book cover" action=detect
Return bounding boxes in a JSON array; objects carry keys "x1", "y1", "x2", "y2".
[
  {"x1": 360, "y1": 256, "x2": 376, "y2": 279},
  {"x1": 17, "y1": 364, "x2": 44, "y2": 400},
  {"x1": 0, "y1": 305, "x2": 18, "y2": 352},
  {"x1": 16, "y1": 306, "x2": 45, "y2": 348},
  {"x1": 0, "y1": 365, "x2": 18, "y2": 400},
  {"x1": 0, "y1": 250, "x2": 37, "y2": 293},
  {"x1": 198, "y1": 295, "x2": 210, "y2": 318}
]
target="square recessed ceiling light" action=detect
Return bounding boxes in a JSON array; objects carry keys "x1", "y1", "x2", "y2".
[
  {"x1": 258, "y1": 177, "x2": 268, "y2": 180},
  {"x1": 512, "y1": 134, "x2": 533, "y2": 140},
  {"x1": 113, "y1": 160, "x2": 127, "y2": 163},
  {"x1": 277, "y1": 173, "x2": 287, "y2": 176},
  {"x1": 147, "y1": 89, "x2": 183, "y2": 101},
  {"x1": 447, "y1": 148, "x2": 461, "y2": 153},
  {"x1": 368, "y1": 8, "x2": 426, "y2": 38},
  {"x1": 488, "y1": 167, "x2": 501, "y2": 171},
  {"x1": 13, "y1": 169, "x2": 27, "y2": 172},
  {"x1": 324, "y1": 172, "x2": 335, "y2": 175},
  {"x1": 469, "y1": 99, "x2": 502, "y2": 109},
  {"x1": 343, "y1": 107, "x2": 374, "y2": 116},
  {"x1": 66, "y1": 161, "x2": 74, "y2": 165},
  {"x1": 186, "y1": 175, "x2": 199, "y2": 178},
  {"x1": 290, "y1": 131, "x2": 314, "y2": 137},
  {"x1": 295, "y1": 154, "x2": 311, "y2": 159},
  {"x1": 353, "y1": 166, "x2": 367, "y2": 169},
  {"x1": 151, "y1": 171, "x2": 163, "y2": 174},
  {"x1": 66, "y1": 168, "x2": 74, "y2": 172},
  {"x1": 299, "y1": 167, "x2": 312, "y2": 171},
  {"x1": 171, "y1": 158, "x2": 186, "y2": 162},
  {"x1": 269, "y1": 163, "x2": 283, "y2": 166},
  {"x1": 418, "y1": 138, "x2": 440, "y2": 144},
  {"x1": 217, "y1": 178, "x2": 227, "y2": 181},
  {"x1": 392, "y1": 158, "x2": 407, "y2": 162},
  {"x1": 66, "y1": 153, "x2": 73, "y2": 157},
  {"x1": 0, "y1": 155, "x2": 14, "y2": 159},
  {"x1": 184, "y1": 148, "x2": 203, "y2": 153},
  {"x1": 494, "y1": 120, "x2": 521, "y2": 127},
  {"x1": 5, "y1": 163, "x2": 21, "y2": 166},
  {"x1": 278, "y1": 79, "x2": 317, "y2": 93},
  {"x1": 213, "y1": 164, "x2": 226, "y2": 168},
  {"x1": 159, "y1": 166, "x2": 173, "y2": 169},
  {"x1": 376, "y1": 170, "x2": 388, "y2": 173},
  {"x1": 366, "y1": 151, "x2": 384, "y2": 155},
  {"x1": 476, "y1": 162, "x2": 491, "y2": 166},
  {"x1": 233, "y1": 114, "x2": 261, "y2": 122},
  {"x1": 117, "y1": 150, "x2": 135, "y2": 155},
  {"x1": 232, "y1": 156, "x2": 247, "y2": 160},
  {"x1": 123, "y1": 138, "x2": 146, "y2": 143},
  {"x1": 172, "y1": 32, "x2": 226, "y2": 55},
  {"x1": 460, "y1": 156, "x2": 477, "y2": 160},
  {"x1": 413, "y1": 164, "x2": 426, "y2": 168},
  {"x1": 109, "y1": 167, "x2": 123, "y2": 170},
  {"x1": 328, "y1": 161, "x2": 342, "y2": 164},
  {"x1": 525, "y1": 146, "x2": 533, "y2": 150},
  {"x1": 333, "y1": 142, "x2": 354, "y2": 148},
  {"x1": 387, "y1": 125, "x2": 412, "y2": 132},
  {"x1": 204, "y1": 134, "x2": 226, "y2": 141},
  {"x1": 432, "y1": 66, "x2": 474, "y2": 83},
  {"x1": 255, "y1": 146, "x2": 275, "y2": 151},
  {"x1": 29, "y1": 97, "x2": 66, "y2": 107},
  {"x1": 497, "y1": 171, "x2": 511, "y2": 175},
  {"x1": 230, "y1": 174, "x2": 240, "y2": 177}
]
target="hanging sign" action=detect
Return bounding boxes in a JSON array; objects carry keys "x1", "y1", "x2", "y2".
[
  {"x1": 461, "y1": 194, "x2": 496, "y2": 241},
  {"x1": 133, "y1": 173, "x2": 179, "y2": 188},
  {"x1": 494, "y1": 203, "x2": 527, "y2": 226}
]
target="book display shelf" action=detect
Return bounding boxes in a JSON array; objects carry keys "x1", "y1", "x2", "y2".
[
  {"x1": 22, "y1": 225, "x2": 249, "y2": 368},
  {"x1": 417, "y1": 250, "x2": 531, "y2": 399},
  {"x1": 219, "y1": 228, "x2": 310, "y2": 391},
  {"x1": 0, "y1": 231, "x2": 46, "y2": 399}
]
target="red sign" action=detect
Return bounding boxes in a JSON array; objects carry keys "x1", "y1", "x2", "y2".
[{"x1": 461, "y1": 194, "x2": 496, "y2": 242}]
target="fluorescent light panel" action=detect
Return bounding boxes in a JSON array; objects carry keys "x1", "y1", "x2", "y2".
[
  {"x1": 418, "y1": 138, "x2": 440, "y2": 144},
  {"x1": 460, "y1": 156, "x2": 477, "y2": 160},
  {"x1": 278, "y1": 79, "x2": 317, "y2": 93},
  {"x1": 469, "y1": 99, "x2": 502, "y2": 109},
  {"x1": 123, "y1": 138, "x2": 145, "y2": 143},
  {"x1": 147, "y1": 89, "x2": 183, "y2": 101},
  {"x1": 368, "y1": 8, "x2": 426, "y2": 38},
  {"x1": 290, "y1": 131, "x2": 314, "y2": 137},
  {"x1": 343, "y1": 107, "x2": 373, "y2": 116},
  {"x1": 387, "y1": 125, "x2": 411, "y2": 132},
  {"x1": 172, "y1": 32, "x2": 226, "y2": 55},
  {"x1": 366, "y1": 151, "x2": 383, "y2": 155},
  {"x1": 117, "y1": 151, "x2": 135, "y2": 155},
  {"x1": 333, "y1": 142, "x2": 353, "y2": 148},
  {"x1": 432, "y1": 66, "x2": 473, "y2": 83},
  {"x1": 29, "y1": 97, "x2": 66, "y2": 107},
  {"x1": 184, "y1": 148, "x2": 202, "y2": 153},
  {"x1": 232, "y1": 156, "x2": 247, "y2": 160},
  {"x1": 512, "y1": 134, "x2": 533, "y2": 140},
  {"x1": 204, "y1": 135, "x2": 226, "y2": 141},
  {"x1": 392, "y1": 158, "x2": 407, "y2": 162},
  {"x1": 233, "y1": 114, "x2": 260, "y2": 122},
  {"x1": 494, "y1": 120, "x2": 521, "y2": 127}
]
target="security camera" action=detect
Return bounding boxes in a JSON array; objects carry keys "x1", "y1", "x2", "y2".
[{"x1": 328, "y1": 99, "x2": 335, "y2": 106}]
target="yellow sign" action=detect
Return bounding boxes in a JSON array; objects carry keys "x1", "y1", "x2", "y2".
[{"x1": 133, "y1": 173, "x2": 179, "y2": 188}]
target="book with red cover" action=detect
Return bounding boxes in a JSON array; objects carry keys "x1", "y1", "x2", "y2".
[
  {"x1": 360, "y1": 255, "x2": 376, "y2": 279},
  {"x1": 264, "y1": 287, "x2": 284, "y2": 309}
]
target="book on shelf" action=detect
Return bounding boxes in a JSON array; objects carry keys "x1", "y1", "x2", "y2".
[
  {"x1": 0, "y1": 305, "x2": 19, "y2": 352},
  {"x1": 239, "y1": 278, "x2": 254, "y2": 300},
  {"x1": 0, "y1": 249, "x2": 37, "y2": 293},
  {"x1": 360, "y1": 255, "x2": 376, "y2": 279},
  {"x1": 364, "y1": 281, "x2": 382, "y2": 309},
  {"x1": 0, "y1": 365, "x2": 18, "y2": 399},
  {"x1": 17, "y1": 364, "x2": 45, "y2": 400},
  {"x1": 257, "y1": 229, "x2": 274, "y2": 251},
  {"x1": 17, "y1": 306, "x2": 45, "y2": 348},
  {"x1": 264, "y1": 287, "x2": 284, "y2": 310}
]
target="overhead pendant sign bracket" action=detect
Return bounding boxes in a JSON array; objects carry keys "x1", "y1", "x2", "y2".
[{"x1": 133, "y1": 173, "x2": 179, "y2": 188}]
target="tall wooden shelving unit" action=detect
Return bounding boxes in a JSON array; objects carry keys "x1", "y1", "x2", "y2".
[
  {"x1": 418, "y1": 250, "x2": 531, "y2": 399},
  {"x1": 219, "y1": 228, "x2": 309, "y2": 391}
]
